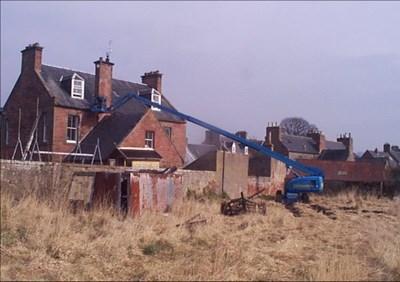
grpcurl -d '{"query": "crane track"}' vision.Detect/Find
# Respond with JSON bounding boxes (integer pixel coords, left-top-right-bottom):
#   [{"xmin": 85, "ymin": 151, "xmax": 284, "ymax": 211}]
[
  {"xmin": 284, "ymin": 202, "xmax": 337, "ymax": 220},
  {"xmin": 308, "ymin": 203, "xmax": 337, "ymax": 220}
]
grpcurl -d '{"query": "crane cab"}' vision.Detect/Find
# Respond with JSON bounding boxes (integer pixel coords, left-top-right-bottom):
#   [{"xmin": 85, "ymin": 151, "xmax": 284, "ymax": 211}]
[{"xmin": 279, "ymin": 176, "xmax": 324, "ymax": 203}]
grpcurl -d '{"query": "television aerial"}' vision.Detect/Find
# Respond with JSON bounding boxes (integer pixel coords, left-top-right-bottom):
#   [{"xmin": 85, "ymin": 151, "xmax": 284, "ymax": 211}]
[{"xmin": 106, "ymin": 40, "xmax": 112, "ymax": 60}]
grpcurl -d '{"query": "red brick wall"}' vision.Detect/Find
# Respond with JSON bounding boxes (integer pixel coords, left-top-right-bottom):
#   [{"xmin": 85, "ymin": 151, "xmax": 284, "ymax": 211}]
[
  {"xmin": 1, "ymin": 71, "xmax": 53, "ymax": 159},
  {"xmin": 119, "ymin": 110, "xmax": 186, "ymax": 168},
  {"xmin": 52, "ymin": 107, "xmax": 97, "ymax": 158},
  {"xmin": 94, "ymin": 58, "xmax": 114, "ymax": 109},
  {"xmin": 159, "ymin": 120, "xmax": 187, "ymax": 165}
]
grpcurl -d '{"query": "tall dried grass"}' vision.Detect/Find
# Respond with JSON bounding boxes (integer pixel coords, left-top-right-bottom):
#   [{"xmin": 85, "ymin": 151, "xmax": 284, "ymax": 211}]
[{"xmin": 1, "ymin": 188, "xmax": 399, "ymax": 281}]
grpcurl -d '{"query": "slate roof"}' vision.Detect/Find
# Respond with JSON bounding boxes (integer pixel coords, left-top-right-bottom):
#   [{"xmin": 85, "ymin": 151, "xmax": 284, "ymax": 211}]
[
  {"xmin": 76, "ymin": 99, "xmax": 148, "ymax": 162},
  {"xmin": 390, "ymin": 149, "xmax": 400, "ymax": 164},
  {"xmin": 187, "ymin": 144, "xmax": 218, "ymax": 159},
  {"xmin": 184, "ymin": 150, "xmax": 217, "ymax": 171},
  {"xmin": 281, "ymin": 134, "xmax": 319, "ymax": 154},
  {"xmin": 318, "ymin": 149, "xmax": 350, "ymax": 161},
  {"xmin": 280, "ymin": 134, "xmax": 346, "ymax": 155},
  {"xmin": 40, "ymin": 65, "xmax": 184, "ymax": 123},
  {"xmin": 362, "ymin": 150, "xmax": 398, "ymax": 168},
  {"xmin": 364, "ymin": 150, "xmax": 391, "ymax": 159},
  {"xmin": 40, "ymin": 64, "xmax": 186, "ymax": 163},
  {"xmin": 325, "ymin": 141, "xmax": 346, "ymax": 150},
  {"xmin": 186, "ymin": 144, "xmax": 218, "ymax": 165}
]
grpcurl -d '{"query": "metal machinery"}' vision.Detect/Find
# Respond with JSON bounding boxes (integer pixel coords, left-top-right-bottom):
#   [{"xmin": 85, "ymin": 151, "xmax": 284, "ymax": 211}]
[{"xmin": 121, "ymin": 93, "xmax": 324, "ymax": 203}]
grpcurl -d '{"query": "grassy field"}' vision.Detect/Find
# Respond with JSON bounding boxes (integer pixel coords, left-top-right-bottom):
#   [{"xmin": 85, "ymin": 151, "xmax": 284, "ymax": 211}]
[{"xmin": 1, "ymin": 188, "xmax": 399, "ymax": 281}]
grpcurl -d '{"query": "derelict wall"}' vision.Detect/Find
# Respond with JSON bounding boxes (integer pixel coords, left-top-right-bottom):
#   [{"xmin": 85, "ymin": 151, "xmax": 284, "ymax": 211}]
[{"xmin": 1, "ymin": 160, "xmax": 283, "ymax": 214}]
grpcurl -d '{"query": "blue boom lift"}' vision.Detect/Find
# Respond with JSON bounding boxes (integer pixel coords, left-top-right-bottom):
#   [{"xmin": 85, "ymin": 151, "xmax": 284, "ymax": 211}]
[{"xmin": 126, "ymin": 93, "xmax": 324, "ymax": 203}]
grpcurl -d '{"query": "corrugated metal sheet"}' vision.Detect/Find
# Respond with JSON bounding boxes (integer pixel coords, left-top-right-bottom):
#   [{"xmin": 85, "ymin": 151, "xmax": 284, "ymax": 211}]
[{"xmin": 130, "ymin": 173, "xmax": 183, "ymax": 214}]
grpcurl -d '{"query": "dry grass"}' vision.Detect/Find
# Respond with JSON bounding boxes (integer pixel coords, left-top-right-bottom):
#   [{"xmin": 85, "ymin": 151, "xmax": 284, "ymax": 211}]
[{"xmin": 1, "ymin": 188, "xmax": 399, "ymax": 281}]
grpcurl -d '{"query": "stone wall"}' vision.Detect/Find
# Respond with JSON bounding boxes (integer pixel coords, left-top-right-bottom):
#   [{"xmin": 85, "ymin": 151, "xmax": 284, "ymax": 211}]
[
  {"xmin": 179, "ymin": 169, "xmax": 219, "ymax": 197},
  {"xmin": 0, "ymin": 160, "xmax": 127, "ymax": 203},
  {"xmin": 1, "ymin": 160, "xmax": 283, "ymax": 214}
]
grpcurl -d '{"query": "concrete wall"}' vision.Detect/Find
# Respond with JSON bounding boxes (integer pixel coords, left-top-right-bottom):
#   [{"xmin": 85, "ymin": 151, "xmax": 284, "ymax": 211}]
[{"xmin": 216, "ymin": 151, "xmax": 249, "ymax": 198}]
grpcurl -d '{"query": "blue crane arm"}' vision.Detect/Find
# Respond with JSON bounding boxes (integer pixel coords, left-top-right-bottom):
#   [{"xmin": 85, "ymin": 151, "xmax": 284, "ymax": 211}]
[{"xmin": 128, "ymin": 93, "xmax": 323, "ymax": 177}]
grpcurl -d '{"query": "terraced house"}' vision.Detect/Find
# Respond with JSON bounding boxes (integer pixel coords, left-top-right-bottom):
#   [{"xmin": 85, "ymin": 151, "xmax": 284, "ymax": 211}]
[{"xmin": 0, "ymin": 43, "xmax": 187, "ymax": 169}]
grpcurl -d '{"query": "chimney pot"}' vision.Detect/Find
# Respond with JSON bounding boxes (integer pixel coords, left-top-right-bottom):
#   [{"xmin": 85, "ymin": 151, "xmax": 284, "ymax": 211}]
[
  {"xmin": 21, "ymin": 42, "xmax": 44, "ymax": 73},
  {"xmin": 142, "ymin": 70, "xmax": 163, "ymax": 93},
  {"xmin": 94, "ymin": 57, "xmax": 114, "ymax": 109}
]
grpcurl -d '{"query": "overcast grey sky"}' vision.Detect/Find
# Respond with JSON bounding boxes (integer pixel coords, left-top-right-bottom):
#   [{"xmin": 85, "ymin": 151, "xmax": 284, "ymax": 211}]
[{"xmin": 1, "ymin": 1, "xmax": 399, "ymax": 154}]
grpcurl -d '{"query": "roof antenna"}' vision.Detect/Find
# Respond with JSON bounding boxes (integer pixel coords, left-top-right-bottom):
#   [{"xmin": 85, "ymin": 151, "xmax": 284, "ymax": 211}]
[{"xmin": 106, "ymin": 40, "xmax": 112, "ymax": 61}]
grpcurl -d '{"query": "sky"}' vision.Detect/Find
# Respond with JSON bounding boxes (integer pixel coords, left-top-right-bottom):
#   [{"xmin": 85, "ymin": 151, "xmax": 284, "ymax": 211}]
[{"xmin": 1, "ymin": 1, "xmax": 399, "ymax": 154}]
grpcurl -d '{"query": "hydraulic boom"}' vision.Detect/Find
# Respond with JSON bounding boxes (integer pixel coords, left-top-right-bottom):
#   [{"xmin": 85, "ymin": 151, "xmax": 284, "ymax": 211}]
[{"xmin": 128, "ymin": 93, "xmax": 324, "ymax": 202}]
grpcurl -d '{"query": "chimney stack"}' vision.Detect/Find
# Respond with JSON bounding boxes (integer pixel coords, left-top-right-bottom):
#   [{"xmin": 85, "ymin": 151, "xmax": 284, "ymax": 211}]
[
  {"xmin": 203, "ymin": 130, "xmax": 220, "ymax": 146},
  {"xmin": 235, "ymin": 131, "xmax": 248, "ymax": 139},
  {"xmin": 94, "ymin": 56, "xmax": 114, "ymax": 109},
  {"xmin": 383, "ymin": 143, "xmax": 391, "ymax": 153},
  {"xmin": 265, "ymin": 122, "xmax": 281, "ymax": 145},
  {"xmin": 141, "ymin": 70, "xmax": 163, "ymax": 93},
  {"xmin": 307, "ymin": 130, "xmax": 326, "ymax": 153},
  {"xmin": 21, "ymin": 43, "xmax": 43, "ymax": 73},
  {"xmin": 337, "ymin": 132, "xmax": 355, "ymax": 161}
]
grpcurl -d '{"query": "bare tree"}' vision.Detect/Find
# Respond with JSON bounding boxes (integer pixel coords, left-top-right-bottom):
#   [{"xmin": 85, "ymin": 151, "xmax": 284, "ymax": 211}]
[{"xmin": 280, "ymin": 117, "xmax": 318, "ymax": 136}]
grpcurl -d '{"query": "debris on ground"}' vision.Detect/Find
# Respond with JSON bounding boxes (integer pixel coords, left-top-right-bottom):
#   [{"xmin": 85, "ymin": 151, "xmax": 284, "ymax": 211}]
[
  {"xmin": 176, "ymin": 213, "xmax": 207, "ymax": 230},
  {"xmin": 220, "ymin": 190, "xmax": 267, "ymax": 216}
]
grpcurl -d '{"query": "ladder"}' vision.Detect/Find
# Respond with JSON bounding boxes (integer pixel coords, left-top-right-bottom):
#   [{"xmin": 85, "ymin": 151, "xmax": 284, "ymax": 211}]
[{"xmin": 23, "ymin": 112, "xmax": 42, "ymax": 160}]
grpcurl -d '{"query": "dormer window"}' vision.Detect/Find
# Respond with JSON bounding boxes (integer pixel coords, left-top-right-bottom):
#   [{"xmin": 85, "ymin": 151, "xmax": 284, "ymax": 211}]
[
  {"xmin": 61, "ymin": 73, "xmax": 85, "ymax": 99},
  {"xmin": 151, "ymin": 89, "xmax": 161, "ymax": 111},
  {"xmin": 71, "ymin": 74, "xmax": 84, "ymax": 99},
  {"xmin": 138, "ymin": 88, "xmax": 162, "ymax": 111}
]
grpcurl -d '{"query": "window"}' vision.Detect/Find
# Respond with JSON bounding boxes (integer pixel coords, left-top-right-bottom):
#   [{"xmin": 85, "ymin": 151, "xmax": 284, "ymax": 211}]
[
  {"xmin": 151, "ymin": 90, "xmax": 161, "ymax": 111},
  {"xmin": 5, "ymin": 119, "xmax": 9, "ymax": 145},
  {"xmin": 145, "ymin": 131, "xmax": 155, "ymax": 148},
  {"xmin": 72, "ymin": 78, "xmax": 84, "ymax": 99},
  {"xmin": 67, "ymin": 115, "xmax": 79, "ymax": 143},
  {"xmin": 42, "ymin": 113, "xmax": 48, "ymax": 143},
  {"xmin": 163, "ymin": 126, "xmax": 172, "ymax": 139},
  {"xmin": 60, "ymin": 73, "xmax": 85, "ymax": 99}
]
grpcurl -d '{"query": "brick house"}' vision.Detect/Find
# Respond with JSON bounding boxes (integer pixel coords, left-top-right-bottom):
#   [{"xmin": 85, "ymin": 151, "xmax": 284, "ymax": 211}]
[
  {"xmin": 360, "ymin": 143, "xmax": 400, "ymax": 169},
  {"xmin": 264, "ymin": 123, "xmax": 355, "ymax": 161},
  {"xmin": 191, "ymin": 123, "xmax": 356, "ymax": 177},
  {"xmin": 0, "ymin": 43, "xmax": 187, "ymax": 168}
]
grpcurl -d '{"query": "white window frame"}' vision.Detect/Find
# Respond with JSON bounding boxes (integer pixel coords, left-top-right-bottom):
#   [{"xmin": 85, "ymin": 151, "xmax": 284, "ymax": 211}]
[
  {"xmin": 71, "ymin": 74, "xmax": 84, "ymax": 99},
  {"xmin": 151, "ymin": 89, "xmax": 161, "ymax": 111},
  {"xmin": 145, "ymin": 131, "xmax": 155, "ymax": 148},
  {"xmin": 67, "ymin": 115, "xmax": 79, "ymax": 143}
]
